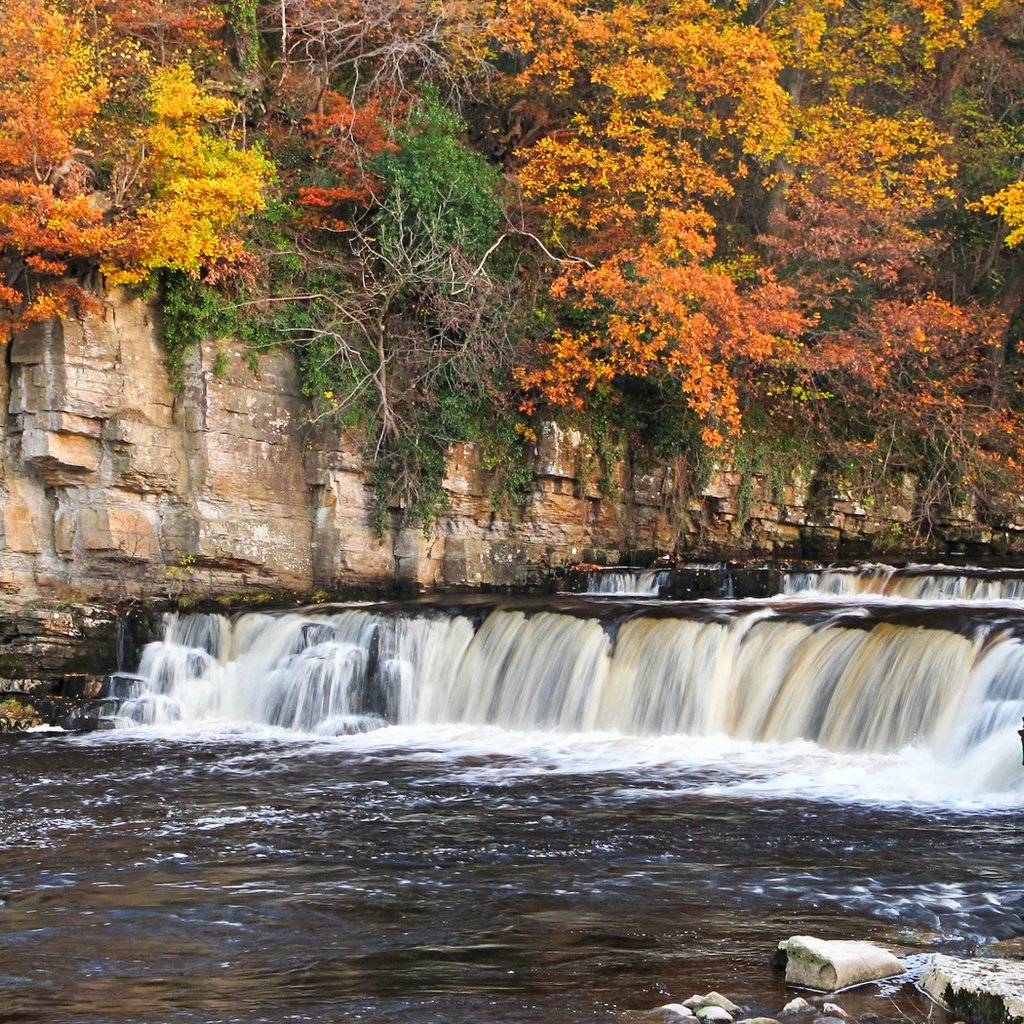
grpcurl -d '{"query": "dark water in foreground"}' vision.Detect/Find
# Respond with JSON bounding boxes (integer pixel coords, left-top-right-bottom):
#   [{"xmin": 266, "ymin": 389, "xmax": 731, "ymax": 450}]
[{"xmin": 2, "ymin": 728, "xmax": 1020, "ymax": 1024}]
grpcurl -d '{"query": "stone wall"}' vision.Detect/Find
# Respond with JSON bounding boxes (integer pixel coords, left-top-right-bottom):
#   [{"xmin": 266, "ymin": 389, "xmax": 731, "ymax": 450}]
[{"xmin": 0, "ymin": 293, "xmax": 1018, "ymax": 607}]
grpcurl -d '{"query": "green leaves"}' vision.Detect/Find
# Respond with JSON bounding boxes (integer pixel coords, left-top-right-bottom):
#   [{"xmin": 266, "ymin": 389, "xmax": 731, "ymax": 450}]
[{"xmin": 373, "ymin": 90, "xmax": 501, "ymax": 263}]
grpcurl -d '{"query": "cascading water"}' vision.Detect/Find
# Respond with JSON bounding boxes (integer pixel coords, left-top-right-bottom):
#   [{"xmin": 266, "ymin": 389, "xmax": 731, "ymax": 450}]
[
  {"xmin": 584, "ymin": 567, "xmax": 670, "ymax": 595},
  {"xmin": 114, "ymin": 596, "xmax": 1024, "ymax": 797},
  {"xmin": 783, "ymin": 563, "xmax": 1024, "ymax": 601},
  {"xmin": 9, "ymin": 570, "xmax": 1024, "ymax": 1024}
]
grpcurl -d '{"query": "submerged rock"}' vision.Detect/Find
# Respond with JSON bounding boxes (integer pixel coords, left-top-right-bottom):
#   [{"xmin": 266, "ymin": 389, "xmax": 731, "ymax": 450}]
[
  {"xmin": 782, "ymin": 936, "xmax": 903, "ymax": 992},
  {"xmin": 920, "ymin": 954, "xmax": 1024, "ymax": 1024}
]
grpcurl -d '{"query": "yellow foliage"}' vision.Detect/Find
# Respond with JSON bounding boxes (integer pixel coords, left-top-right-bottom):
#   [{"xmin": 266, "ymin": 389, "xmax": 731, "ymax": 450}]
[
  {"xmin": 979, "ymin": 181, "xmax": 1024, "ymax": 248},
  {"xmin": 106, "ymin": 64, "xmax": 271, "ymax": 284}
]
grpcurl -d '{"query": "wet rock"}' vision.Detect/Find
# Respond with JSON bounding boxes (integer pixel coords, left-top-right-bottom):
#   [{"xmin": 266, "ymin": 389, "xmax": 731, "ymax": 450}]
[
  {"xmin": 621, "ymin": 1007, "xmax": 694, "ymax": 1023},
  {"xmin": 737, "ymin": 1017, "xmax": 782, "ymax": 1024},
  {"xmin": 696, "ymin": 1007, "xmax": 733, "ymax": 1024},
  {"xmin": 685, "ymin": 993, "xmax": 742, "ymax": 1014},
  {"xmin": 920, "ymin": 954, "xmax": 1024, "ymax": 1024},
  {"xmin": 655, "ymin": 1005, "xmax": 696, "ymax": 1020},
  {"xmin": 780, "ymin": 998, "xmax": 814, "ymax": 1016},
  {"xmin": 821, "ymin": 1004, "xmax": 853, "ymax": 1019},
  {"xmin": 782, "ymin": 936, "xmax": 903, "ymax": 992},
  {"xmin": 812, "ymin": 1016, "xmax": 847, "ymax": 1024}
]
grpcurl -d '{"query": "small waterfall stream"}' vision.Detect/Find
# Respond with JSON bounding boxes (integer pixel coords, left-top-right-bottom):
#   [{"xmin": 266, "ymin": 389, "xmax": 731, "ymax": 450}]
[
  {"xmin": 584, "ymin": 568, "xmax": 671, "ymax": 595},
  {"xmin": 783, "ymin": 563, "xmax": 1024, "ymax": 601}
]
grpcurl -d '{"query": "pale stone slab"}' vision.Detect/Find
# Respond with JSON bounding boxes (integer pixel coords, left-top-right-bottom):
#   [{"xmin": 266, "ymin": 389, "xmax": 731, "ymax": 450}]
[
  {"xmin": 783, "ymin": 936, "xmax": 903, "ymax": 992},
  {"xmin": 920, "ymin": 954, "xmax": 1024, "ymax": 1024}
]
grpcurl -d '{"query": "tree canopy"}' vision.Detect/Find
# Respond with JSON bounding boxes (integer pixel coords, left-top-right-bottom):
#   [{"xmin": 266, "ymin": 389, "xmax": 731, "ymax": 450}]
[{"xmin": 2, "ymin": 0, "xmax": 1024, "ymax": 525}]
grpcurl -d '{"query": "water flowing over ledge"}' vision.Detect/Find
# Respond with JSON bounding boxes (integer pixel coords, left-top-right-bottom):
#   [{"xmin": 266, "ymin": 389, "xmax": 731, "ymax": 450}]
[
  {"xmin": 782, "ymin": 563, "xmax": 1024, "ymax": 601},
  {"xmin": 112, "ymin": 591, "xmax": 1024, "ymax": 803},
  {"xmin": 584, "ymin": 568, "xmax": 672, "ymax": 596}
]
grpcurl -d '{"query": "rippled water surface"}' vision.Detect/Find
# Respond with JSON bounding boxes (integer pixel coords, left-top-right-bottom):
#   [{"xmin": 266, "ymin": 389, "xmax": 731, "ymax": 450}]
[{"xmin": 2, "ymin": 726, "xmax": 1020, "ymax": 1024}]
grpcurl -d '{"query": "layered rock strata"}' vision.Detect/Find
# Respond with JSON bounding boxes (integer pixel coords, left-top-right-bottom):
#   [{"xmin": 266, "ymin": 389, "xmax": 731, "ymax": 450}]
[{"xmin": 0, "ymin": 293, "xmax": 1019, "ymax": 609}]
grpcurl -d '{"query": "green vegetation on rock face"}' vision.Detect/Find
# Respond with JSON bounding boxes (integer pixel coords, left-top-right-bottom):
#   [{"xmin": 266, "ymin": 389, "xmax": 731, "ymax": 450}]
[{"xmin": 5, "ymin": 0, "xmax": 1024, "ymax": 533}]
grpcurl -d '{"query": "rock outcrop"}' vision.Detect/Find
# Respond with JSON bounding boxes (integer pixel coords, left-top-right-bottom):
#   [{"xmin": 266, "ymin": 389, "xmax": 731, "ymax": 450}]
[{"xmin": 0, "ymin": 293, "xmax": 1019, "ymax": 609}]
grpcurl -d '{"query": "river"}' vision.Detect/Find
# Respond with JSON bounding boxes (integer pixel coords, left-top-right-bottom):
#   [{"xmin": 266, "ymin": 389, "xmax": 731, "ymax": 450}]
[{"xmin": 2, "ymin": 566, "xmax": 1022, "ymax": 1023}]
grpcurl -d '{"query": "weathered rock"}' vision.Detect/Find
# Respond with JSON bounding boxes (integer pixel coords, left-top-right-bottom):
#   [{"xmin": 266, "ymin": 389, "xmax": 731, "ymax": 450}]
[
  {"xmin": 821, "ymin": 1004, "xmax": 852, "ymax": 1019},
  {"xmin": 782, "ymin": 936, "xmax": 903, "ymax": 992},
  {"xmin": 920, "ymin": 954, "xmax": 1024, "ymax": 1024},
  {"xmin": 655, "ymin": 1005, "xmax": 696, "ymax": 1020},
  {"xmin": 696, "ymin": 1007, "xmax": 733, "ymax": 1023},
  {"xmin": 700, "ymin": 994, "xmax": 743, "ymax": 1014},
  {"xmin": 737, "ymin": 1017, "xmax": 782, "ymax": 1024},
  {"xmin": 779, "ymin": 998, "xmax": 814, "ymax": 1016}
]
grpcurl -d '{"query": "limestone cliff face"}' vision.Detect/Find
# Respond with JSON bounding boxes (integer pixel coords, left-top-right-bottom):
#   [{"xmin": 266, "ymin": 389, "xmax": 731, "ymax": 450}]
[{"xmin": 0, "ymin": 293, "xmax": 1015, "ymax": 604}]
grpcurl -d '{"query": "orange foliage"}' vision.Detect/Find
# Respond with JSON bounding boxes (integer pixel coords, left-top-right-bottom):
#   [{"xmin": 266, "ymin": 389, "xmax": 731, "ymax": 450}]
[
  {"xmin": 500, "ymin": 0, "xmax": 803, "ymax": 443},
  {"xmin": 299, "ymin": 92, "xmax": 399, "ymax": 232},
  {"xmin": 0, "ymin": 0, "xmax": 107, "ymax": 181},
  {"xmin": 0, "ymin": 0, "xmax": 113, "ymax": 337}
]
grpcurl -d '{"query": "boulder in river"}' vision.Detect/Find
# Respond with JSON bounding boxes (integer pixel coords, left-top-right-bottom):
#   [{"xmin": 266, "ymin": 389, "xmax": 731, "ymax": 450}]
[
  {"xmin": 781, "ymin": 936, "xmax": 903, "ymax": 992},
  {"xmin": 920, "ymin": 954, "xmax": 1024, "ymax": 1024},
  {"xmin": 656, "ymin": 1005, "xmax": 696, "ymax": 1020},
  {"xmin": 684, "ymin": 993, "xmax": 742, "ymax": 1014},
  {"xmin": 696, "ymin": 1007, "xmax": 733, "ymax": 1023}
]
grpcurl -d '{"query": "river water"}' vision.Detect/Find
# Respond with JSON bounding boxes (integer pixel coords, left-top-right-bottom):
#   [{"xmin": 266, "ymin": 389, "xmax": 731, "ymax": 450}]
[{"xmin": 2, "ymin": 568, "xmax": 1023, "ymax": 1023}]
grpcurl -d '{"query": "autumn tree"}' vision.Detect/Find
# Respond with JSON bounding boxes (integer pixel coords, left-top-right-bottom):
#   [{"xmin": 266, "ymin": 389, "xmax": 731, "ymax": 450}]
[
  {"xmin": 497, "ymin": 0, "xmax": 805, "ymax": 445},
  {"xmin": 757, "ymin": 0, "xmax": 1024, "ymax": 518},
  {"xmin": 106, "ymin": 63, "xmax": 272, "ymax": 286},
  {"xmin": 72, "ymin": 0, "xmax": 227, "ymax": 69},
  {"xmin": 298, "ymin": 91, "xmax": 398, "ymax": 232},
  {"xmin": 0, "ymin": 0, "xmax": 114, "ymax": 337}
]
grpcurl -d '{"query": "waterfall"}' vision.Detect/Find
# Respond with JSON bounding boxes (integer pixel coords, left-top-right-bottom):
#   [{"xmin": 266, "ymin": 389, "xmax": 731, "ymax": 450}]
[
  {"xmin": 113, "ymin": 600, "xmax": 1024, "ymax": 790},
  {"xmin": 783, "ymin": 564, "xmax": 1024, "ymax": 601},
  {"xmin": 585, "ymin": 568, "xmax": 670, "ymax": 595}
]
